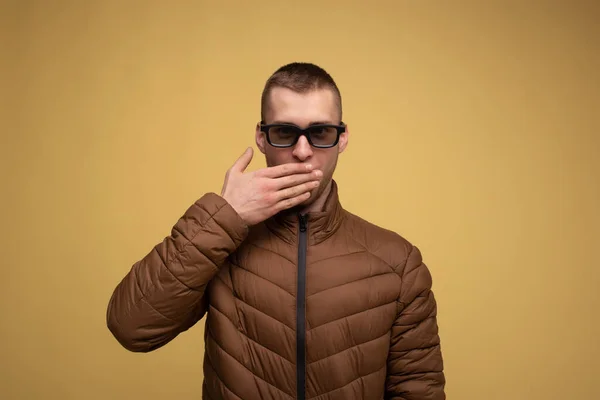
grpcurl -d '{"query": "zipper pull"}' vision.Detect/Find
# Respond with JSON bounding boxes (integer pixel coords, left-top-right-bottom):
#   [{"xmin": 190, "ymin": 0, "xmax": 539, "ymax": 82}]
[{"xmin": 298, "ymin": 214, "xmax": 307, "ymax": 232}]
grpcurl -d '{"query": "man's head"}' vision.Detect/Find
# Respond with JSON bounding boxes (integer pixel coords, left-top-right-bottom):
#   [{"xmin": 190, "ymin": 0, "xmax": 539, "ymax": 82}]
[{"xmin": 255, "ymin": 62, "xmax": 349, "ymax": 209}]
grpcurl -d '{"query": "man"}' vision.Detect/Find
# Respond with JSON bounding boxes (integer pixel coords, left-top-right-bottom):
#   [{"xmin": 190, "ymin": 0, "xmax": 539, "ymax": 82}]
[{"xmin": 107, "ymin": 62, "xmax": 445, "ymax": 399}]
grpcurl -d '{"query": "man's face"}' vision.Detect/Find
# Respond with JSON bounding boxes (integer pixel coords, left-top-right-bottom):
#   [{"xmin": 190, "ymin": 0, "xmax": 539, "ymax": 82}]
[{"xmin": 256, "ymin": 86, "xmax": 349, "ymax": 207}]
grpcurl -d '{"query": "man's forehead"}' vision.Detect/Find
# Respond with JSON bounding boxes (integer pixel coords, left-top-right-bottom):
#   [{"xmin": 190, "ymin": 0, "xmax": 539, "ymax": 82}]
[{"xmin": 266, "ymin": 87, "xmax": 338, "ymax": 123}]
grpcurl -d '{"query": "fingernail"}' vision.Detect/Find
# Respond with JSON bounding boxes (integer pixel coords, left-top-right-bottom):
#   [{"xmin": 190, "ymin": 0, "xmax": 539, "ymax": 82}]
[
  {"xmin": 315, "ymin": 170, "xmax": 322, "ymax": 177},
  {"xmin": 306, "ymin": 164, "xmax": 312, "ymax": 170}
]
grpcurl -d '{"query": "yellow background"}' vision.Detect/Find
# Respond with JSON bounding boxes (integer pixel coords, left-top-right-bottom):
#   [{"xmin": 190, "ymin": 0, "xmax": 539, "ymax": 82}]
[{"xmin": 2, "ymin": 1, "xmax": 599, "ymax": 399}]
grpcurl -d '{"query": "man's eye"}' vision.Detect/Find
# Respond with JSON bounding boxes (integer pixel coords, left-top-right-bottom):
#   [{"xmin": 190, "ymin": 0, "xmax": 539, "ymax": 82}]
[{"xmin": 275, "ymin": 127, "xmax": 296, "ymax": 136}]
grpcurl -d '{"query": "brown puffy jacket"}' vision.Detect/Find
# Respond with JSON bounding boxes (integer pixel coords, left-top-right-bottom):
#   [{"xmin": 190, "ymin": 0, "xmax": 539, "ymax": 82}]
[{"xmin": 107, "ymin": 180, "xmax": 445, "ymax": 399}]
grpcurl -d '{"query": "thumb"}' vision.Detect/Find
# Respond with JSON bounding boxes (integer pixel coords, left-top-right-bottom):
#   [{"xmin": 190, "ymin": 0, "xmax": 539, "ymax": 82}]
[{"xmin": 231, "ymin": 147, "xmax": 253, "ymax": 173}]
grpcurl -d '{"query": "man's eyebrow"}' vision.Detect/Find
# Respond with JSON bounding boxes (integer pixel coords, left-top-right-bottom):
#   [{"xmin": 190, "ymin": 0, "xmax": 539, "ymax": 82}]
[{"xmin": 270, "ymin": 120, "xmax": 335, "ymax": 126}]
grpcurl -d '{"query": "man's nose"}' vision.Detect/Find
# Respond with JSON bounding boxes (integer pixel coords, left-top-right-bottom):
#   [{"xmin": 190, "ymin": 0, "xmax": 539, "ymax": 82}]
[{"xmin": 292, "ymin": 135, "xmax": 313, "ymax": 161}]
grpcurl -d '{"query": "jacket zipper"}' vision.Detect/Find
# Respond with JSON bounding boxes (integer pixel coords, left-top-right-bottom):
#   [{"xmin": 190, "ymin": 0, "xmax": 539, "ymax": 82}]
[{"xmin": 297, "ymin": 213, "xmax": 308, "ymax": 400}]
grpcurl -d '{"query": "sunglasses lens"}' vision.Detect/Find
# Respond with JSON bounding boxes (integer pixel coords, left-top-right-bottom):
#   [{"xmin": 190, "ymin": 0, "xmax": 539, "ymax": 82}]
[
  {"xmin": 268, "ymin": 126, "xmax": 298, "ymax": 146},
  {"xmin": 307, "ymin": 126, "xmax": 339, "ymax": 147}
]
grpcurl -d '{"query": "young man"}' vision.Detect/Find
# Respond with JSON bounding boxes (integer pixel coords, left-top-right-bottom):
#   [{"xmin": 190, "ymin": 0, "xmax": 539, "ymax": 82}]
[{"xmin": 107, "ymin": 62, "xmax": 446, "ymax": 399}]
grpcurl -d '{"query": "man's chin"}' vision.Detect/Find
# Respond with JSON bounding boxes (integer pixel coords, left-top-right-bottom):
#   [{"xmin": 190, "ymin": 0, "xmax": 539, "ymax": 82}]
[
  {"xmin": 280, "ymin": 180, "xmax": 329, "ymax": 215},
  {"xmin": 282, "ymin": 188, "xmax": 317, "ymax": 215},
  {"xmin": 298, "ymin": 194, "xmax": 316, "ymax": 208},
  {"xmin": 299, "ymin": 182, "xmax": 328, "ymax": 209}
]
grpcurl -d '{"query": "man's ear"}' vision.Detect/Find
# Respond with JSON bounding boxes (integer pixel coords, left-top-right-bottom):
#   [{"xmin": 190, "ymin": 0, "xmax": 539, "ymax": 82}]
[
  {"xmin": 255, "ymin": 123, "xmax": 267, "ymax": 154},
  {"xmin": 338, "ymin": 124, "xmax": 349, "ymax": 154}
]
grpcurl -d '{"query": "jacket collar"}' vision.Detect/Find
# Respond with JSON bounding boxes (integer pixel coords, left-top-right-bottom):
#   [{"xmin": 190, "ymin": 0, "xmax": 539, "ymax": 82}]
[{"xmin": 265, "ymin": 179, "xmax": 345, "ymax": 245}]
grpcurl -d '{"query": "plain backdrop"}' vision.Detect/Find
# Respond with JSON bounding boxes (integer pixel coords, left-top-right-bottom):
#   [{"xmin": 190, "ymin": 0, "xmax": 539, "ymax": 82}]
[{"xmin": 1, "ymin": 1, "xmax": 599, "ymax": 399}]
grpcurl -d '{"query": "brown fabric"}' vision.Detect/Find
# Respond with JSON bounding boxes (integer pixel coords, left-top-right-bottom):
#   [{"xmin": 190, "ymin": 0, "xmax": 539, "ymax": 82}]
[{"xmin": 107, "ymin": 180, "xmax": 445, "ymax": 399}]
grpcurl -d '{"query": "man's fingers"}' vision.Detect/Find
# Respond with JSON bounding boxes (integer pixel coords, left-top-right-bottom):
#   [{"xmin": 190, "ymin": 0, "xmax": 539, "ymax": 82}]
[
  {"xmin": 261, "ymin": 162, "xmax": 313, "ymax": 178},
  {"xmin": 231, "ymin": 147, "xmax": 253, "ymax": 173},
  {"xmin": 275, "ymin": 181, "xmax": 319, "ymax": 202},
  {"xmin": 272, "ymin": 169, "xmax": 322, "ymax": 190}
]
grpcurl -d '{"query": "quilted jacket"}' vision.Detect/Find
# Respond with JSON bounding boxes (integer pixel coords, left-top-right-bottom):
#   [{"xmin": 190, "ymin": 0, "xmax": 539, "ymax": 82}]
[{"xmin": 107, "ymin": 180, "xmax": 445, "ymax": 399}]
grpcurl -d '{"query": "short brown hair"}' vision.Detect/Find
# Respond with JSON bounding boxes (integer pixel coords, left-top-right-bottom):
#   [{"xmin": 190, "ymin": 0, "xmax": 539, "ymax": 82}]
[{"xmin": 260, "ymin": 62, "xmax": 342, "ymax": 122}]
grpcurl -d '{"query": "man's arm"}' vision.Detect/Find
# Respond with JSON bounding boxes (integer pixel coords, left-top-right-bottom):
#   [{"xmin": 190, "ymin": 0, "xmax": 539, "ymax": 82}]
[
  {"xmin": 106, "ymin": 148, "xmax": 321, "ymax": 353},
  {"xmin": 106, "ymin": 192, "xmax": 249, "ymax": 353},
  {"xmin": 385, "ymin": 245, "xmax": 445, "ymax": 400}
]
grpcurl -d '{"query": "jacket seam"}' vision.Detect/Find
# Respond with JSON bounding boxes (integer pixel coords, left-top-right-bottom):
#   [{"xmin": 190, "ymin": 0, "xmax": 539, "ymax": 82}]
[
  {"xmin": 170, "ymin": 247, "xmax": 208, "ymax": 292},
  {"xmin": 306, "ymin": 271, "xmax": 397, "ymax": 299},
  {"xmin": 175, "ymin": 200, "xmax": 241, "ymax": 267},
  {"xmin": 393, "ymin": 308, "xmax": 435, "ymax": 328},
  {"xmin": 310, "ymin": 364, "xmax": 386, "ymax": 399},
  {"xmin": 128, "ymin": 248, "xmax": 199, "ymax": 322},
  {"xmin": 210, "ymin": 304, "xmax": 295, "ymax": 366},
  {"xmin": 346, "ymin": 236, "xmax": 396, "ymax": 272},
  {"xmin": 141, "ymin": 295, "xmax": 177, "ymax": 323},
  {"xmin": 171, "ymin": 224, "xmax": 219, "ymax": 271},
  {"xmin": 164, "ymin": 201, "xmax": 236, "ymax": 290},
  {"xmin": 308, "ymin": 330, "xmax": 389, "ymax": 366},
  {"xmin": 393, "ymin": 244, "xmax": 414, "ymax": 275},
  {"xmin": 207, "ymin": 328, "xmax": 294, "ymax": 399},
  {"xmin": 247, "ymin": 242, "xmax": 296, "ymax": 265},
  {"xmin": 132, "ymin": 262, "xmax": 155, "ymax": 307},
  {"xmin": 152, "ymin": 241, "xmax": 208, "ymax": 293},
  {"xmin": 230, "ymin": 261, "xmax": 295, "ymax": 298},
  {"xmin": 204, "ymin": 348, "xmax": 246, "ymax": 400},
  {"xmin": 191, "ymin": 199, "xmax": 239, "ymax": 243},
  {"xmin": 393, "ymin": 245, "xmax": 416, "ymax": 316},
  {"xmin": 234, "ymin": 296, "xmax": 296, "ymax": 334},
  {"xmin": 309, "ymin": 250, "xmax": 367, "ymax": 265},
  {"xmin": 308, "ymin": 301, "xmax": 395, "ymax": 332},
  {"xmin": 389, "ymin": 342, "xmax": 441, "ymax": 358}
]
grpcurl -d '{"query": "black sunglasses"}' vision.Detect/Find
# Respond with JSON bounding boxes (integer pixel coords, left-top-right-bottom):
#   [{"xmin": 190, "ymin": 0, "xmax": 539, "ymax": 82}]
[{"xmin": 259, "ymin": 121, "xmax": 346, "ymax": 148}]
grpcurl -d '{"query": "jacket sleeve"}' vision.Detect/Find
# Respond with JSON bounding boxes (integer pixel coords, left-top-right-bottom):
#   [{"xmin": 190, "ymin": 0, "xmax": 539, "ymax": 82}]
[
  {"xmin": 106, "ymin": 192, "xmax": 249, "ymax": 353},
  {"xmin": 385, "ymin": 245, "xmax": 446, "ymax": 400}
]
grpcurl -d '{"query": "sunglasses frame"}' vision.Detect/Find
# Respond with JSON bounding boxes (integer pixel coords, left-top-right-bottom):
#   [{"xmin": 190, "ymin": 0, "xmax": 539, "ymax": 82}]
[{"xmin": 259, "ymin": 121, "xmax": 346, "ymax": 148}]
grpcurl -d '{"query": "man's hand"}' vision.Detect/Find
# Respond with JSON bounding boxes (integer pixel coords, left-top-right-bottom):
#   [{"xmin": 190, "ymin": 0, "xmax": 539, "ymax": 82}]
[{"xmin": 220, "ymin": 147, "xmax": 322, "ymax": 226}]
